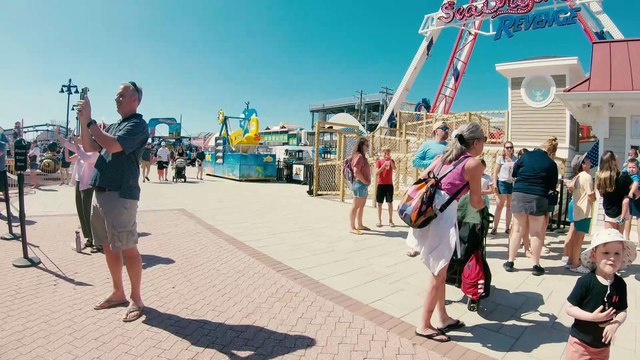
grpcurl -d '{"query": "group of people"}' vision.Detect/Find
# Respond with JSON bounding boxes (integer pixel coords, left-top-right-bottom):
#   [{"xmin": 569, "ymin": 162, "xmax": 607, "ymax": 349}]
[
  {"xmin": 345, "ymin": 120, "xmax": 637, "ymax": 358},
  {"xmin": 143, "ymin": 142, "xmax": 206, "ymax": 182}
]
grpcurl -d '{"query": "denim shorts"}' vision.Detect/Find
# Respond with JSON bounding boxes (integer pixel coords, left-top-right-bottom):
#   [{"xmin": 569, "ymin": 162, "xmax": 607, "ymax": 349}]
[
  {"xmin": 511, "ymin": 192, "xmax": 548, "ymax": 216},
  {"xmin": 497, "ymin": 181, "xmax": 513, "ymax": 195},
  {"xmin": 352, "ymin": 180, "xmax": 369, "ymax": 198}
]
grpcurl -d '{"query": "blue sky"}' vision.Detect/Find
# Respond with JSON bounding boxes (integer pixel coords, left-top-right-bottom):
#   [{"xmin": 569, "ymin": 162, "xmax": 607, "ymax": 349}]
[{"xmin": 1, "ymin": 0, "xmax": 638, "ymax": 136}]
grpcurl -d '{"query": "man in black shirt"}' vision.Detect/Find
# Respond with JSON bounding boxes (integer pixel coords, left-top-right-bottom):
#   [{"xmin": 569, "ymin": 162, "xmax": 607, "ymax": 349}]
[
  {"xmin": 195, "ymin": 146, "xmax": 205, "ymax": 180},
  {"xmin": 77, "ymin": 82, "xmax": 149, "ymax": 323}
]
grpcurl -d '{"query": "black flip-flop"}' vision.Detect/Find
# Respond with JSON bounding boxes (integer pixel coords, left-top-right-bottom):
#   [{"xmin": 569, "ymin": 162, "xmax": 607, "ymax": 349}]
[
  {"xmin": 437, "ymin": 319, "xmax": 465, "ymax": 333},
  {"xmin": 414, "ymin": 330, "xmax": 450, "ymax": 343}
]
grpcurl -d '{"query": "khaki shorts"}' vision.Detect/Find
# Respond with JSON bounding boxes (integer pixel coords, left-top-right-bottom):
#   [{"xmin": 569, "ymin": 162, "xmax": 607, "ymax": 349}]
[
  {"xmin": 91, "ymin": 191, "xmax": 139, "ymax": 250},
  {"xmin": 140, "ymin": 160, "xmax": 151, "ymax": 170}
]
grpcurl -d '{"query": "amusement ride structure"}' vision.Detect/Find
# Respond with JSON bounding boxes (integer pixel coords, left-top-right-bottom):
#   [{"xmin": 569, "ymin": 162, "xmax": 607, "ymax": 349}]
[{"xmin": 377, "ymin": 0, "xmax": 624, "ymax": 130}]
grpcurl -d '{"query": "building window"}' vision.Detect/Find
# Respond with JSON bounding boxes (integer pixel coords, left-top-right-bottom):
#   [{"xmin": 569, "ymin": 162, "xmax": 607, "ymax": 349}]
[
  {"xmin": 521, "ymin": 75, "xmax": 556, "ymax": 108},
  {"xmin": 631, "ymin": 116, "xmax": 640, "ymax": 139}
]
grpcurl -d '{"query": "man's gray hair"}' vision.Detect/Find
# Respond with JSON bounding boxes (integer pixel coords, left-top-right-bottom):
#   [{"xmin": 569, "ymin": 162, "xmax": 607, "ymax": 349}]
[{"xmin": 122, "ymin": 82, "xmax": 143, "ymax": 104}]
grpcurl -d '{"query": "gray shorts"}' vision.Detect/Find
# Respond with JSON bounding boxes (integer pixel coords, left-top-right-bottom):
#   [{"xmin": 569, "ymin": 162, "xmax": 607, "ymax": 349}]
[
  {"xmin": 91, "ymin": 191, "xmax": 139, "ymax": 250},
  {"xmin": 511, "ymin": 192, "xmax": 548, "ymax": 216}
]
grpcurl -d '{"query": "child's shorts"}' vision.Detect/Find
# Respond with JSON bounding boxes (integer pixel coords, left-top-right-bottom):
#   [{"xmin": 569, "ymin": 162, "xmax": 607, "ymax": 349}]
[
  {"xmin": 573, "ymin": 218, "xmax": 591, "ymax": 233},
  {"xmin": 376, "ymin": 184, "xmax": 394, "ymax": 203},
  {"xmin": 565, "ymin": 335, "xmax": 609, "ymax": 360}
]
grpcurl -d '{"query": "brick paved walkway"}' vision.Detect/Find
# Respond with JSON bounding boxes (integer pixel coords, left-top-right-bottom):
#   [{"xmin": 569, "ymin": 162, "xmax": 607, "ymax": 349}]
[{"xmin": 0, "ymin": 210, "xmax": 488, "ymax": 360}]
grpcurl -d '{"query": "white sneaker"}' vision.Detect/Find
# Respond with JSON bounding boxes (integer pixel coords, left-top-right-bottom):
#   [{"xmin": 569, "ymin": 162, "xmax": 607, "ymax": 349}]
[
  {"xmin": 569, "ymin": 266, "xmax": 590, "ymax": 274},
  {"xmin": 561, "ymin": 256, "xmax": 569, "ymax": 264}
]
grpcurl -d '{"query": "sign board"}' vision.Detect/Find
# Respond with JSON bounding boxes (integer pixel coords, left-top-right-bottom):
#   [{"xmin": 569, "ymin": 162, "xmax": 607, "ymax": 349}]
[
  {"xmin": 14, "ymin": 139, "xmax": 29, "ymax": 172},
  {"xmin": 292, "ymin": 164, "xmax": 305, "ymax": 182},
  {"xmin": 438, "ymin": 0, "xmax": 581, "ymax": 41}
]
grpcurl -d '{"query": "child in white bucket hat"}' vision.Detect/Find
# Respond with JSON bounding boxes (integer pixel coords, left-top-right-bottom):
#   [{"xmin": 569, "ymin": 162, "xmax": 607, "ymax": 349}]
[{"xmin": 565, "ymin": 229, "xmax": 636, "ymax": 359}]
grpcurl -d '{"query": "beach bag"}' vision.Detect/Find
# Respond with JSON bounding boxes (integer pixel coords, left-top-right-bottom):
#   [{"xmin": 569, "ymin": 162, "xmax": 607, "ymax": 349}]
[
  {"xmin": 342, "ymin": 156, "xmax": 354, "ymax": 185},
  {"xmin": 461, "ymin": 251, "xmax": 488, "ymax": 301},
  {"xmin": 397, "ymin": 155, "xmax": 470, "ymax": 229}
]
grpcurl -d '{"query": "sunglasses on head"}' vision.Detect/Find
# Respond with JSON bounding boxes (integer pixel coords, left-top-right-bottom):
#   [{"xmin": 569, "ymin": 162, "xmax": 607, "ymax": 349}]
[{"xmin": 129, "ymin": 81, "xmax": 140, "ymax": 97}]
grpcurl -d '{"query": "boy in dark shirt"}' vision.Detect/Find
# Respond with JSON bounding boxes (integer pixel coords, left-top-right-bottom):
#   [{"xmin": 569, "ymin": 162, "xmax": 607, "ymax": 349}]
[{"xmin": 565, "ymin": 229, "xmax": 637, "ymax": 359}]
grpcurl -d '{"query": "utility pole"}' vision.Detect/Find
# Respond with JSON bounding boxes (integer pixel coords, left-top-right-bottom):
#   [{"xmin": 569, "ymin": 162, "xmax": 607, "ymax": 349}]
[
  {"xmin": 355, "ymin": 90, "xmax": 365, "ymax": 122},
  {"xmin": 379, "ymin": 86, "xmax": 394, "ymax": 117}
]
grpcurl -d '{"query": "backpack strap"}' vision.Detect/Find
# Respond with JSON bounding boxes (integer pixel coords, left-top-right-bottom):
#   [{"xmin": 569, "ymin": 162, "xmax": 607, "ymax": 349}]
[
  {"xmin": 435, "ymin": 154, "xmax": 470, "ymax": 181},
  {"xmin": 437, "ymin": 155, "xmax": 472, "ymax": 213}
]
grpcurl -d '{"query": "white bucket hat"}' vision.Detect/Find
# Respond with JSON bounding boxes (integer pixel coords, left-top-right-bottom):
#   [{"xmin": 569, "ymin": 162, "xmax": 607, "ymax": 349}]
[{"xmin": 580, "ymin": 229, "xmax": 637, "ymax": 270}]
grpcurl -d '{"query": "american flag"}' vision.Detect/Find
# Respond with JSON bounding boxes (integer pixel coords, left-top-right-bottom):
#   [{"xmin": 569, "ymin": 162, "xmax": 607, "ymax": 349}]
[{"xmin": 585, "ymin": 139, "xmax": 599, "ymax": 169}]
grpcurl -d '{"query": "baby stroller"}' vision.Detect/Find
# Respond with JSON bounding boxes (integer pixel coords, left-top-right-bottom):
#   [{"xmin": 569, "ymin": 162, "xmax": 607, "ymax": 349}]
[
  {"xmin": 172, "ymin": 158, "xmax": 187, "ymax": 182},
  {"xmin": 446, "ymin": 194, "xmax": 493, "ymax": 312}
]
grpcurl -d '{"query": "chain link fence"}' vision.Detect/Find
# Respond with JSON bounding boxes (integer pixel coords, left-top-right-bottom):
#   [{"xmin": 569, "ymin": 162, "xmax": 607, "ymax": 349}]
[{"xmin": 312, "ymin": 112, "xmax": 539, "ymax": 202}]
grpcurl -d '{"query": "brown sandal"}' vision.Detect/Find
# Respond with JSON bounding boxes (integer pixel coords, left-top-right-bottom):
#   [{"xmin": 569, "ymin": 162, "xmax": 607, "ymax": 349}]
[{"xmin": 122, "ymin": 304, "xmax": 144, "ymax": 322}]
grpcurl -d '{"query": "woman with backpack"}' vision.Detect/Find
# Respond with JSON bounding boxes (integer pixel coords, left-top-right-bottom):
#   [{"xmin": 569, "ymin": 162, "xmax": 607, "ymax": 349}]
[
  {"xmin": 408, "ymin": 122, "xmax": 486, "ymax": 343},
  {"xmin": 349, "ymin": 137, "xmax": 371, "ymax": 235}
]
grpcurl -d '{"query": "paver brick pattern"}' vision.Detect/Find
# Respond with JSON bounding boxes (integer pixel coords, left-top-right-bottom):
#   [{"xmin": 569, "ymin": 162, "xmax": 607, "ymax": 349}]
[{"xmin": 0, "ymin": 210, "xmax": 483, "ymax": 360}]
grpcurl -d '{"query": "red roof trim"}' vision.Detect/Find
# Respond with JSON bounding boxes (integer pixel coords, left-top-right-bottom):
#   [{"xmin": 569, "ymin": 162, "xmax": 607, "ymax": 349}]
[{"xmin": 565, "ymin": 38, "xmax": 640, "ymax": 93}]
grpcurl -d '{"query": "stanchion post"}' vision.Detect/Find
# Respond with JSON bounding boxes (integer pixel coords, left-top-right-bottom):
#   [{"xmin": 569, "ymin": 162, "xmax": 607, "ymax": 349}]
[
  {"xmin": 11, "ymin": 139, "xmax": 40, "ymax": 268},
  {"xmin": 1, "ymin": 139, "xmax": 20, "ymax": 239}
]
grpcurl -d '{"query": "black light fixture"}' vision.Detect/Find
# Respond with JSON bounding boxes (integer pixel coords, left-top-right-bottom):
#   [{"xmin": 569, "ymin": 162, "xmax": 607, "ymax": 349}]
[{"xmin": 59, "ymin": 78, "xmax": 80, "ymax": 137}]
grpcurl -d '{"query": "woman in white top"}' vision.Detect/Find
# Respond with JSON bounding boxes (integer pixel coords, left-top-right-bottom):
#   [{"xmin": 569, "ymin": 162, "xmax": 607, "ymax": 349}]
[
  {"xmin": 55, "ymin": 127, "xmax": 99, "ymax": 250},
  {"xmin": 491, "ymin": 141, "xmax": 517, "ymax": 235}
]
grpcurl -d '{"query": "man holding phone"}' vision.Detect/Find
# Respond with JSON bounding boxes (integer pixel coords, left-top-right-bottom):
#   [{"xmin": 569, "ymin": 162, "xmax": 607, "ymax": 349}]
[{"xmin": 76, "ymin": 82, "xmax": 149, "ymax": 323}]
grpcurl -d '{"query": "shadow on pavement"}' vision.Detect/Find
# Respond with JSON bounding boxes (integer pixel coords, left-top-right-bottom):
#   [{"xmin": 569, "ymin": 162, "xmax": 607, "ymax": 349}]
[
  {"xmin": 619, "ymin": 263, "xmax": 640, "ymax": 279},
  {"xmin": 142, "ymin": 307, "xmax": 315, "ymax": 359},
  {"xmin": 138, "ymin": 232, "xmax": 152, "ymax": 237},
  {"xmin": 363, "ymin": 230, "xmax": 407, "ymax": 239},
  {"xmin": 141, "ymin": 254, "xmax": 175, "ymax": 269},
  {"xmin": 0, "ymin": 213, "xmax": 37, "ymax": 226},
  {"xmin": 34, "ymin": 265, "xmax": 92, "ymax": 287},
  {"xmin": 452, "ymin": 287, "xmax": 568, "ymax": 354}
]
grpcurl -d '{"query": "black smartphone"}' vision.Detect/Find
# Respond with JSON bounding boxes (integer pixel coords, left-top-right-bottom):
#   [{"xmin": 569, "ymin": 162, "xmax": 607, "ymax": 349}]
[{"xmin": 80, "ymin": 87, "xmax": 89, "ymax": 100}]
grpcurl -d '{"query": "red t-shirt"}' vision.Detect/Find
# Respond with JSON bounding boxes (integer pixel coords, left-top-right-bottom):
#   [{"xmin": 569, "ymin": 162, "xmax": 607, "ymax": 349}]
[{"xmin": 376, "ymin": 158, "xmax": 394, "ymax": 185}]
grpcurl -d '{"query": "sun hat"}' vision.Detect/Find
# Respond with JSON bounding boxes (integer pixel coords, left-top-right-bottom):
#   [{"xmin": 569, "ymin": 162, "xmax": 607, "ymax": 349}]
[
  {"xmin": 580, "ymin": 229, "xmax": 637, "ymax": 270},
  {"xmin": 432, "ymin": 121, "xmax": 448, "ymax": 132},
  {"xmin": 571, "ymin": 153, "xmax": 587, "ymax": 174}
]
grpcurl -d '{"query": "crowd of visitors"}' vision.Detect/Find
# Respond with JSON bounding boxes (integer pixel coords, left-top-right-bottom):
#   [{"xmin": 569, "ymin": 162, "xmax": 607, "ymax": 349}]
[{"xmin": 341, "ymin": 122, "xmax": 637, "ymax": 356}]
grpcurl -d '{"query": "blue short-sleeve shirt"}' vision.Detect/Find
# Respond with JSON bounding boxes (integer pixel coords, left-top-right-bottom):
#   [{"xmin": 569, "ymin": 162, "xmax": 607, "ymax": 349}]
[{"xmin": 90, "ymin": 113, "xmax": 150, "ymax": 200}]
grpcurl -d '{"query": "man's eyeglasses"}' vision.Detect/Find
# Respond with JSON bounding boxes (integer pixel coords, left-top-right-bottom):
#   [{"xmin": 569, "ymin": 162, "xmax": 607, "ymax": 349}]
[
  {"xmin": 438, "ymin": 126, "xmax": 449, "ymax": 131},
  {"xmin": 129, "ymin": 81, "xmax": 140, "ymax": 97}
]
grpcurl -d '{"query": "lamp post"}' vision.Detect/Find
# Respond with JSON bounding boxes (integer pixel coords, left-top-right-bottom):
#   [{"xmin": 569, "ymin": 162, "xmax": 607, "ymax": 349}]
[{"xmin": 59, "ymin": 79, "xmax": 79, "ymax": 138}]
